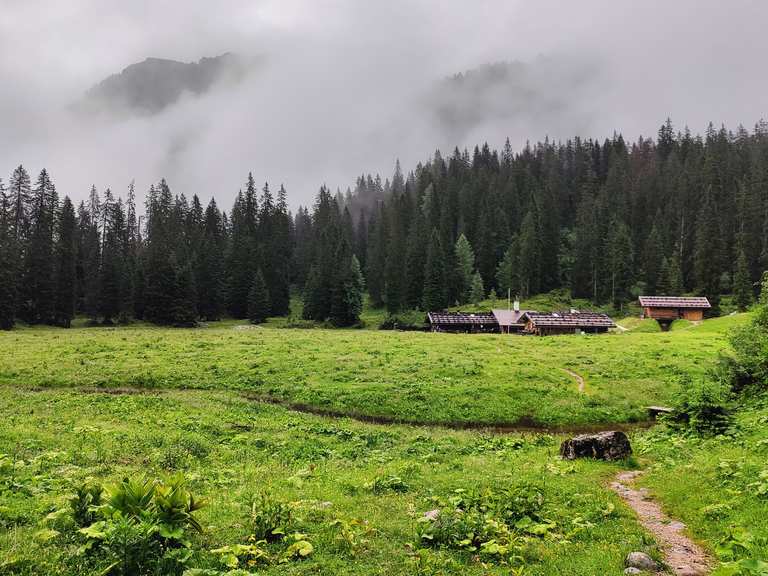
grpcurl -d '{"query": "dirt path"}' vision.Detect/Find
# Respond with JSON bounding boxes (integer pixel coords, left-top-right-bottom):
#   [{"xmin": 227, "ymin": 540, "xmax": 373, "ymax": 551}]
[
  {"xmin": 610, "ymin": 471, "xmax": 712, "ymax": 575},
  {"xmin": 562, "ymin": 368, "xmax": 586, "ymax": 393}
]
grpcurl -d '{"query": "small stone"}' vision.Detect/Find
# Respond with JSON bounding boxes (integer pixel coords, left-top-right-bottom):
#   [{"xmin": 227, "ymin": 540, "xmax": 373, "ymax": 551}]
[
  {"xmin": 624, "ymin": 568, "xmax": 642, "ymax": 575},
  {"xmin": 625, "ymin": 551, "xmax": 658, "ymax": 571},
  {"xmin": 423, "ymin": 509, "xmax": 440, "ymax": 520}
]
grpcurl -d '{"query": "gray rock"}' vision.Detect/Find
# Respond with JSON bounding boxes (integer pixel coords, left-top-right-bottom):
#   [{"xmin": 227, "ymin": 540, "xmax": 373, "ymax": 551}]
[
  {"xmin": 624, "ymin": 568, "xmax": 643, "ymax": 575},
  {"xmin": 625, "ymin": 551, "xmax": 658, "ymax": 571},
  {"xmin": 560, "ymin": 431, "xmax": 632, "ymax": 461}
]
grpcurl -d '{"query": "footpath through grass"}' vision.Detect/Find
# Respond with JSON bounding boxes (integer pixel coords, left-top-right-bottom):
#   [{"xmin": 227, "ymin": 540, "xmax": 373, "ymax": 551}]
[{"xmin": 0, "ymin": 314, "xmax": 749, "ymax": 427}]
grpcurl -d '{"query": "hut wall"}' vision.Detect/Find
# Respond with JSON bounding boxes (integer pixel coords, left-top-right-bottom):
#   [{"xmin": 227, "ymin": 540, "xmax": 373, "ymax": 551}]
[{"xmin": 682, "ymin": 309, "xmax": 704, "ymax": 321}]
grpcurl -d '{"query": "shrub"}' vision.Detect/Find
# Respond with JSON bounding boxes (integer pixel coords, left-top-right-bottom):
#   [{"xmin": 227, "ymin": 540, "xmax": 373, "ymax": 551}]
[{"xmin": 669, "ymin": 376, "xmax": 733, "ymax": 434}]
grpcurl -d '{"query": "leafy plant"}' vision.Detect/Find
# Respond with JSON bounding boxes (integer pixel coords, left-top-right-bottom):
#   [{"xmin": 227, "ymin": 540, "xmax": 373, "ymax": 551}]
[
  {"xmin": 329, "ymin": 517, "xmax": 377, "ymax": 553},
  {"xmin": 250, "ymin": 492, "xmax": 293, "ymax": 541},
  {"xmin": 69, "ymin": 481, "xmax": 104, "ymax": 527},
  {"xmin": 210, "ymin": 541, "xmax": 270, "ymax": 569},
  {"xmin": 363, "ymin": 475, "xmax": 409, "ymax": 494}
]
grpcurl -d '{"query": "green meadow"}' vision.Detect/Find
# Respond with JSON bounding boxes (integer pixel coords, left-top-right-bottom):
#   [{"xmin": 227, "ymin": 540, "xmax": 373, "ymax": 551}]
[{"xmin": 1, "ymin": 313, "xmax": 766, "ymax": 575}]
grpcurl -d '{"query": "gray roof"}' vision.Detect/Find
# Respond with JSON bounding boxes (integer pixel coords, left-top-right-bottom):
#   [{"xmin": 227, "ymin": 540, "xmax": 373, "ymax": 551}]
[
  {"xmin": 522, "ymin": 311, "xmax": 616, "ymax": 328},
  {"xmin": 491, "ymin": 309, "xmax": 529, "ymax": 326},
  {"xmin": 427, "ymin": 311, "xmax": 497, "ymax": 325},
  {"xmin": 638, "ymin": 296, "xmax": 711, "ymax": 309}
]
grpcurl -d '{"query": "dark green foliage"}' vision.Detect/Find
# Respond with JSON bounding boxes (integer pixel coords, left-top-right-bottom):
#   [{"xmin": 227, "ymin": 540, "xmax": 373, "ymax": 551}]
[
  {"xmin": 727, "ymin": 272, "xmax": 768, "ymax": 391},
  {"xmin": 20, "ymin": 169, "xmax": 57, "ymax": 324},
  {"xmin": 422, "ymin": 230, "xmax": 447, "ymax": 311},
  {"xmin": 330, "ymin": 255, "xmax": 364, "ymax": 327},
  {"xmin": 669, "ymin": 376, "xmax": 733, "ymax": 435},
  {"xmin": 733, "ymin": 248, "xmax": 752, "ymax": 312},
  {"xmin": 53, "ymin": 197, "xmax": 78, "ymax": 327},
  {"xmin": 248, "ymin": 269, "xmax": 271, "ymax": 324},
  {"xmin": 9, "ymin": 118, "xmax": 768, "ymax": 326},
  {"xmin": 0, "ymin": 179, "xmax": 18, "ymax": 330},
  {"xmin": 454, "ymin": 234, "xmax": 475, "ymax": 304}
]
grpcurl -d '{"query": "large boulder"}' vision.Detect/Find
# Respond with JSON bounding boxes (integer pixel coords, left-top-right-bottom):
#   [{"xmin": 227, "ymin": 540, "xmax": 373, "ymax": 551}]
[{"xmin": 559, "ymin": 430, "xmax": 632, "ymax": 461}]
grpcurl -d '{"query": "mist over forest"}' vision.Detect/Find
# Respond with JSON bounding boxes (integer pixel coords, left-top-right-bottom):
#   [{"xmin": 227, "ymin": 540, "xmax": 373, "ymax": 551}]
[{"xmin": 1, "ymin": 1, "xmax": 767, "ymax": 209}]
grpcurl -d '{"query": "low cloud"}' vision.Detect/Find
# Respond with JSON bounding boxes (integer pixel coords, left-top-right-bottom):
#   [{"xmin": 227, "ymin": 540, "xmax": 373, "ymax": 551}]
[{"xmin": 0, "ymin": 1, "xmax": 766, "ymax": 209}]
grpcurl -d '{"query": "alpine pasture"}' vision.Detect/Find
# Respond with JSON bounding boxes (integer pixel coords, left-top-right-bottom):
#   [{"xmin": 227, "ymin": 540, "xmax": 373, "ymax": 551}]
[{"xmin": 2, "ymin": 313, "xmax": 766, "ymax": 575}]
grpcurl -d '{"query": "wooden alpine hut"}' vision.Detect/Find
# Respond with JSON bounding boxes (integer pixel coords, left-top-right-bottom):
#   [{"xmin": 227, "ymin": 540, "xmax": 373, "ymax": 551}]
[
  {"xmin": 521, "ymin": 311, "xmax": 615, "ymax": 336},
  {"xmin": 427, "ymin": 312, "xmax": 499, "ymax": 333},
  {"xmin": 638, "ymin": 296, "xmax": 711, "ymax": 326}
]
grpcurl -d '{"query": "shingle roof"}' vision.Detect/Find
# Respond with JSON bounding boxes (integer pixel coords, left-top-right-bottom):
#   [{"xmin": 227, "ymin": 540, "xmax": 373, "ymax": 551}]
[
  {"xmin": 491, "ymin": 309, "xmax": 529, "ymax": 326},
  {"xmin": 427, "ymin": 312, "xmax": 497, "ymax": 325},
  {"xmin": 523, "ymin": 311, "xmax": 616, "ymax": 328},
  {"xmin": 638, "ymin": 296, "xmax": 711, "ymax": 309}
]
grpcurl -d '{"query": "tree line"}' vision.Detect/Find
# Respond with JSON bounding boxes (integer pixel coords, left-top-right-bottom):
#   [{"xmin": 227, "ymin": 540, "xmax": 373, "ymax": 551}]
[
  {"xmin": 1, "ymin": 119, "xmax": 766, "ymax": 330},
  {"xmin": 332, "ymin": 119, "xmax": 768, "ymax": 316}
]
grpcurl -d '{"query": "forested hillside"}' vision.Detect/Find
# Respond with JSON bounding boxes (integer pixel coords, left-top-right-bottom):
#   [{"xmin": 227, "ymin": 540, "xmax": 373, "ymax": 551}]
[{"xmin": 1, "ymin": 120, "xmax": 767, "ymax": 329}]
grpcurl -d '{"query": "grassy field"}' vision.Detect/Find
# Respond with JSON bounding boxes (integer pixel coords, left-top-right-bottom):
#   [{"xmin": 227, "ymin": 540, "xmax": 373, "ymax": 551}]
[
  {"xmin": 0, "ymin": 388, "xmax": 653, "ymax": 575},
  {"xmin": 1, "ymin": 311, "xmax": 765, "ymax": 574},
  {"xmin": 0, "ymin": 313, "xmax": 749, "ymax": 427}
]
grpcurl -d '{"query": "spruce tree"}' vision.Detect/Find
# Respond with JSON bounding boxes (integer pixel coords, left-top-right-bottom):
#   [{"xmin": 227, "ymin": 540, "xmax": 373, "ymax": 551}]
[
  {"xmin": 0, "ymin": 180, "xmax": 17, "ymax": 330},
  {"xmin": 454, "ymin": 234, "xmax": 475, "ymax": 304},
  {"xmin": 606, "ymin": 219, "xmax": 634, "ymax": 309},
  {"xmin": 643, "ymin": 224, "xmax": 664, "ymax": 294},
  {"xmin": 495, "ymin": 239, "xmax": 519, "ymax": 298},
  {"xmin": 330, "ymin": 255, "xmax": 364, "ymax": 327},
  {"xmin": 733, "ymin": 248, "xmax": 752, "ymax": 311},
  {"xmin": 517, "ymin": 212, "xmax": 540, "ymax": 298},
  {"xmin": 666, "ymin": 249, "xmax": 685, "ymax": 295},
  {"xmin": 21, "ymin": 169, "xmax": 57, "ymax": 324},
  {"xmin": 422, "ymin": 230, "xmax": 447, "ymax": 311},
  {"xmin": 248, "ymin": 268, "xmax": 271, "ymax": 324},
  {"xmin": 53, "ymin": 197, "xmax": 78, "ymax": 327},
  {"xmin": 470, "ymin": 271, "xmax": 485, "ymax": 305},
  {"xmin": 197, "ymin": 199, "xmax": 225, "ymax": 320}
]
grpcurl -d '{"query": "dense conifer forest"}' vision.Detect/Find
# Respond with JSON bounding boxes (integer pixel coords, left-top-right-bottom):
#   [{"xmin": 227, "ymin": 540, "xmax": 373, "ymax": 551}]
[{"xmin": 1, "ymin": 119, "xmax": 767, "ymax": 330}]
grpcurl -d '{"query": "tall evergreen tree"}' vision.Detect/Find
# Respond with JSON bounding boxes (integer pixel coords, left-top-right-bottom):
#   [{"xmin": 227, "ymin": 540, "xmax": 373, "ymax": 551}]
[
  {"xmin": 53, "ymin": 197, "xmax": 78, "ymax": 327},
  {"xmin": 454, "ymin": 234, "xmax": 475, "ymax": 304},
  {"xmin": 605, "ymin": 219, "xmax": 634, "ymax": 310},
  {"xmin": 0, "ymin": 179, "xmax": 17, "ymax": 329},
  {"xmin": 643, "ymin": 224, "xmax": 664, "ymax": 294},
  {"xmin": 422, "ymin": 230, "xmax": 447, "ymax": 311},
  {"xmin": 470, "ymin": 271, "xmax": 485, "ymax": 305},
  {"xmin": 733, "ymin": 248, "xmax": 752, "ymax": 312},
  {"xmin": 20, "ymin": 169, "xmax": 57, "ymax": 324},
  {"xmin": 248, "ymin": 268, "xmax": 271, "ymax": 324}
]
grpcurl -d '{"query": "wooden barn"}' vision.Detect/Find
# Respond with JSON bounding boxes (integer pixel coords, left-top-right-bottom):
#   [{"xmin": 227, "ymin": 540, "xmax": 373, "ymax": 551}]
[
  {"xmin": 639, "ymin": 296, "xmax": 711, "ymax": 325},
  {"xmin": 521, "ymin": 311, "xmax": 616, "ymax": 336},
  {"xmin": 427, "ymin": 312, "xmax": 499, "ymax": 333}
]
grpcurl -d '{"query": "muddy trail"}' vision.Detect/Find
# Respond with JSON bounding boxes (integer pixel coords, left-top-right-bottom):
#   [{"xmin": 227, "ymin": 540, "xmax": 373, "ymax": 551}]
[
  {"xmin": 19, "ymin": 385, "xmax": 655, "ymax": 435},
  {"xmin": 611, "ymin": 471, "xmax": 712, "ymax": 575},
  {"xmin": 562, "ymin": 367, "xmax": 586, "ymax": 393},
  {"xmin": 243, "ymin": 392, "xmax": 655, "ymax": 435}
]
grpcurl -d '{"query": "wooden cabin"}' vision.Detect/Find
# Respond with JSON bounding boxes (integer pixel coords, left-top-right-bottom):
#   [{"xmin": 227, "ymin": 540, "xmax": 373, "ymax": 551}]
[
  {"xmin": 521, "ymin": 311, "xmax": 615, "ymax": 336},
  {"xmin": 491, "ymin": 308, "xmax": 529, "ymax": 333},
  {"xmin": 639, "ymin": 296, "xmax": 711, "ymax": 325},
  {"xmin": 427, "ymin": 312, "xmax": 499, "ymax": 333}
]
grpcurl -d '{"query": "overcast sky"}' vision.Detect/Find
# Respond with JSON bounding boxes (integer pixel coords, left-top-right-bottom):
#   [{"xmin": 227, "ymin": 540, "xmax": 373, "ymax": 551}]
[{"xmin": 0, "ymin": 0, "xmax": 766, "ymax": 209}]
